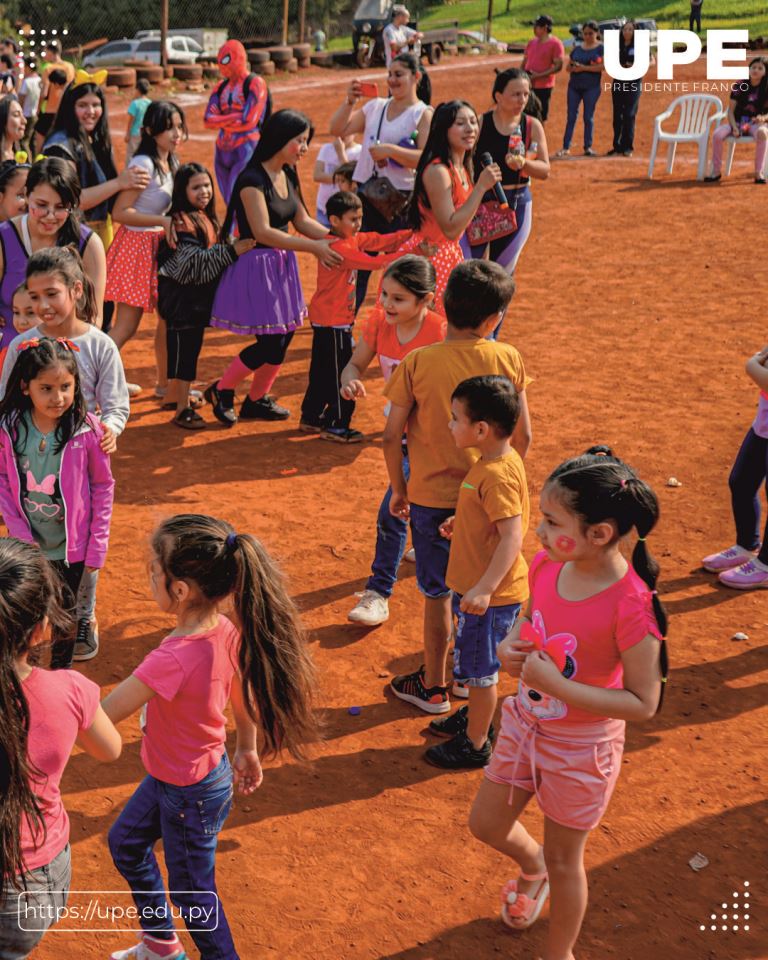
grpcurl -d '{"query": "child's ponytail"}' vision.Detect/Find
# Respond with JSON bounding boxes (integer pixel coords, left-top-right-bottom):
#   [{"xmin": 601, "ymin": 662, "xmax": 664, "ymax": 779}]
[
  {"xmin": 230, "ymin": 534, "xmax": 319, "ymax": 760},
  {"xmin": 0, "ymin": 538, "xmax": 69, "ymax": 890},
  {"xmin": 151, "ymin": 515, "xmax": 320, "ymax": 762}
]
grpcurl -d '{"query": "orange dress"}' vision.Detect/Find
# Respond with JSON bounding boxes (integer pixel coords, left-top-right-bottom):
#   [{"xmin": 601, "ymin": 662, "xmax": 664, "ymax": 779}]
[{"xmin": 375, "ymin": 160, "xmax": 472, "ymax": 317}]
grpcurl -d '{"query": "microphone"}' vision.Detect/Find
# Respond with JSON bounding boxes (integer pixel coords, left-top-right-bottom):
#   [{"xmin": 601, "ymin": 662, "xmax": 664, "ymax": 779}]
[{"xmin": 479, "ymin": 151, "xmax": 508, "ymax": 209}]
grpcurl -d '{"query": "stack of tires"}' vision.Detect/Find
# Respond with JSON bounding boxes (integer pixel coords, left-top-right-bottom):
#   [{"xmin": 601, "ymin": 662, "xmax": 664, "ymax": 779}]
[
  {"xmin": 310, "ymin": 51, "xmax": 334, "ymax": 68},
  {"xmin": 248, "ymin": 48, "xmax": 274, "ymax": 76},
  {"xmin": 106, "ymin": 66, "xmax": 136, "ymax": 89},
  {"xmin": 267, "ymin": 46, "xmax": 297, "ymax": 72},
  {"xmin": 124, "ymin": 60, "xmax": 164, "ymax": 83},
  {"xmin": 293, "ymin": 43, "xmax": 311, "ymax": 68},
  {"xmin": 173, "ymin": 63, "xmax": 203, "ymax": 81}
]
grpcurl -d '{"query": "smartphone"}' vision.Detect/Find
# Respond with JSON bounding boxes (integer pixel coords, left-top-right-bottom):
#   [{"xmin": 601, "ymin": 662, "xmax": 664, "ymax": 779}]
[{"xmin": 359, "ymin": 81, "xmax": 378, "ymax": 98}]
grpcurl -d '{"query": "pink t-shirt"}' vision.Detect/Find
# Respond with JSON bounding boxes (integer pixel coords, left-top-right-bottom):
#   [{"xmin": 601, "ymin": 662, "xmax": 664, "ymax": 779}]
[
  {"xmin": 20, "ymin": 668, "xmax": 100, "ymax": 870},
  {"xmin": 517, "ymin": 550, "xmax": 661, "ymax": 731},
  {"xmin": 524, "ymin": 36, "xmax": 565, "ymax": 88},
  {"xmin": 134, "ymin": 615, "xmax": 239, "ymax": 786}
]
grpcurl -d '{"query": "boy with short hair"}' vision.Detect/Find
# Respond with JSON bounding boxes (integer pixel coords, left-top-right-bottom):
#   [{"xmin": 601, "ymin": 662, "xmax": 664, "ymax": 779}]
[
  {"xmin": 424, "ymin": 375, "xmax": 528, "ymax": 768},
  {"xmin": 383, "ymin": 259, "xmax": 531, "ymax": 716},
  {"xmin": 125, "ymin": 78, "xmax": 152, "ymax": 162},
  {"xmin": 300, "ymin": 190, "xmax": 411, "ymax": 442}
]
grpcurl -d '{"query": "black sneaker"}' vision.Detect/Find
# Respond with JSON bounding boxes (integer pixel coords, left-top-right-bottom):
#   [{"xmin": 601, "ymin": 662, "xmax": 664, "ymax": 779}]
[
  {"xmin": 428, "ymin": 705, "xmax": 496, "ymax": 741},
  {"xmin": 320, "ymin": 426, "xmax": 364, "ymax": 444},
  {"xmin": 390, "ymin": 666, "xmax": 450, "ymax": 715},
  {"xmin": 240, "ymin": 395, "xmax": 290, "ymax": 421},
  {"xmin": 425, "ymin": 731, "xmax": 492, "ymax": 769},
  {"xmin": 72, "ymin": 618, "xmax": 99, "ymax": 662},
  {"xmin": 204, "ymin": 381, "xmax": 237, "ymax": 427}
]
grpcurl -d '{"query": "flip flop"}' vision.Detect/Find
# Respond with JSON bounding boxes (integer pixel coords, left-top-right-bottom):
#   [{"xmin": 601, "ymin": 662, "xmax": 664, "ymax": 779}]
[{"xmin": 500, "ymin": 869, "xmax": 550, "ymax": 930}]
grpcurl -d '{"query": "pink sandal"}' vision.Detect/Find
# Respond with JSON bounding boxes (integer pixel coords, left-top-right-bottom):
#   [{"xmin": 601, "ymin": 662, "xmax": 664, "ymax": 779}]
[{"xmin": 500, "ymin": 870, "xmax": 550, "ymax": 929}]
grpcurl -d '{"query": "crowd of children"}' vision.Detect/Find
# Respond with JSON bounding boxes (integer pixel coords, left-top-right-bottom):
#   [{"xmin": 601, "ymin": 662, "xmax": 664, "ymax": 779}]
[{"xmin": 0, "ymin": 31, "xmax": 759, "ymax": 960}]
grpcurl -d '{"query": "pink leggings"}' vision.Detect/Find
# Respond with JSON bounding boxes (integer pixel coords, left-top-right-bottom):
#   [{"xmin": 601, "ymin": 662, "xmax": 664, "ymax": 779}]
[{"xmin": 711, "ymin": 122, "xmax": 768, "ymax": 175}]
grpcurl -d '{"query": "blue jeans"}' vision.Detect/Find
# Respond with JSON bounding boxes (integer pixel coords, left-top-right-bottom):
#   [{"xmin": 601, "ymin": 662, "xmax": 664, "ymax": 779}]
[
  {"xmin": 108, "ymin": 754, "xmax": 237, "ymax": 959},
  {"xmin": 409, "ymin": 503, "xmax": 455, "ymax": 599},
  {"xmin": 451, "ymin": 595, "xmax": 521, "ymax": 686},
  {"xmin": 563, "ymin": 83, "xmax": 602, "ymax": 150},
  {"xmin": 729, "ymin": 427, "xmax": 768, "ymax": 564},
  {"xmin": 366, "ymin": 453, "xmax": 410, "ymax": 598}
]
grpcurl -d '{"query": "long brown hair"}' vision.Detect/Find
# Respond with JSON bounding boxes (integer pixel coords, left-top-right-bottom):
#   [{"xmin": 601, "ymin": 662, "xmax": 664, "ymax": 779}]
[
  {"xmin": 0, "ymin": 538, "xmax": 70, "ymax": 891},
  {"xmin": 151, "ymin": 515, "xmax": 319, "ymax": 759}
]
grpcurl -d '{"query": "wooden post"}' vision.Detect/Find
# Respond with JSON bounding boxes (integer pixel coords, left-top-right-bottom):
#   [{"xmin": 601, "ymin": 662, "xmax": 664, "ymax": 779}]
[
  {"xmin": 299, "ymin": 0, "xmax": 306, "ymax": 43},
  {"xmin": 282, "ymin": 0, "xmax": 289, "ymax": 45},
  {"xmin": 485, "ymin": 0, "xmax": 493, "ymax": 42},
  {"xmin": 160, "ymin": 0, "xmax": 169, "ymax": 68}
]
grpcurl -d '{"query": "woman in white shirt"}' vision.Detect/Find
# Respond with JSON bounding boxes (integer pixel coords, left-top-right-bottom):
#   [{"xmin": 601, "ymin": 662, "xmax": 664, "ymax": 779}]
[{"xmin": 329, "ymin": 52, "xmax": 432, "ymax": 309}]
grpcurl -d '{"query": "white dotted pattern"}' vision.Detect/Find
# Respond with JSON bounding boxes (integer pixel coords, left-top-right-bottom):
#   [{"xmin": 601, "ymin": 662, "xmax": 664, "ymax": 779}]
[{"xmin": 700, "ymin": 881, "xmax": 753, "ymax": 935}]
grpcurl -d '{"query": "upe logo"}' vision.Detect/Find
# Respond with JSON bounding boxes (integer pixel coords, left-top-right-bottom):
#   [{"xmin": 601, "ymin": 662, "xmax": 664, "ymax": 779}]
[{"xmin": 604, "ymin": 29, "xmax": 749, "ymax": 81}]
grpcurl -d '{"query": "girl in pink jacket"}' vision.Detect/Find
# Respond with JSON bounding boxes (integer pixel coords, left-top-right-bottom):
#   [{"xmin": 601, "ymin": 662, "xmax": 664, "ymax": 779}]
[{"xmin": 0, "ymin": 337, "xmax": 114, "ymax": 668}]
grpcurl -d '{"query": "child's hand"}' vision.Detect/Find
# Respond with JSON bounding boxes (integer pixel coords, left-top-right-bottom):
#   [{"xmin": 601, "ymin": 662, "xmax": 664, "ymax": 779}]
[
  {"xmin": 233, "ymin": 239, "xmax": 257, "ymax": 256},
  {"xmin": 460, "ymin": 585, "xmax": 491, "ymax": 616},
  {"xmin": 417, "ymin": 240, "xmax": 439, "ymax": 257},
  {"xmin": 497, "ymin": 634, "xmax": 534, "ymax": 678},
  {"xmin": 389, "ymin": 491, "xmax": 410, "ymax": 519},
  {"xmin": 162, "ymin": 216, "xmax": 178, "ymax": 249},
  {"xmin": 99, "ymin": 423, "xmax": 117, "ymax": 454},
  {"xmin": 233, "ymin": 748, "xmax": 263, "ymax": 795},
  {"xmin": 521, "ymin": 649, "xmax": 563, "ymax": 695},
  {"xmin": 439, "ymin": 515, "xmax": 455, "ymax": 539},
  {"xmin": 85, "ymin": 565, "xmax": 100, "ymax": 574},
  {"xmin": 341, "ymin": 379, "xmax": 366, "ymax": 400}
]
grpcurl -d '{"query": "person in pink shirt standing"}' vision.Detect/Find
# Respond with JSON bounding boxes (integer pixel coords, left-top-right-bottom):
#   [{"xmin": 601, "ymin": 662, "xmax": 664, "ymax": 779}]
[
  {"xmin": 468, "ymin": 447, "xmax": 668, "ymax": 960},
  {"xmin": 521, "ymin": 14, "xmax": 564, "ymax": 122},
  {"xmin": 103, "ymin": 514, "xmax": 319, "ymax": 960},
  {"xmin": 0, "ymin": 538, "xmax": 121, "ymax": 959}
]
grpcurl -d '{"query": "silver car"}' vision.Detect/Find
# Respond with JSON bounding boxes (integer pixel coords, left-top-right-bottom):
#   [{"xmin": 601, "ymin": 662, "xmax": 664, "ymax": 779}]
[{"xmin": 83, "ymin": 39, "xmax": 139, "ymax": 68}]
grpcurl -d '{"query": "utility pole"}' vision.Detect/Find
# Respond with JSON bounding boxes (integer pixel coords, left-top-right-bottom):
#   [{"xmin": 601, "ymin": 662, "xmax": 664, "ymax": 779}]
[
  {"xmin": 485, "ymin": 0, "xmax": 493, "ymax": 42},
  {"xmin": 160, "ymin": 0, "xmax": 168, "ymax": 68},
  {"xmin": 299, "ymin": 0, "xmax": 306, "ymax": 43},
  {"xmin": 282, "ymin": 0, "xmax": 289, "ymax": 45}
]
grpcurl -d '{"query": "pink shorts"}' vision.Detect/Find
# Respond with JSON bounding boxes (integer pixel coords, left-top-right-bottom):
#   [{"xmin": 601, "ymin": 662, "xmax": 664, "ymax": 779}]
[{"xmin": 485, "ymin": 695, "xmax": 625, "ymax": 831}]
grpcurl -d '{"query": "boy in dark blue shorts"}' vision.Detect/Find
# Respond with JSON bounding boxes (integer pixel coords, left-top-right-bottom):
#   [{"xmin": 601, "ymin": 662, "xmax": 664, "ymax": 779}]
[
  {"xmin": 426, "ymin": 375, "xmax": 529, "ymax": 768},
  {"xmin": 383, "ymin": 261, "xmax": 532, "ymax": 718}
]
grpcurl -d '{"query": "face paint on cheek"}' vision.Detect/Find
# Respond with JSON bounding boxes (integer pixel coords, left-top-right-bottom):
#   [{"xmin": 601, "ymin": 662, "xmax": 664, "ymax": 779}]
[{"xmin": 555, "ymin": 535, "xmax": 576, "ymax": 553}]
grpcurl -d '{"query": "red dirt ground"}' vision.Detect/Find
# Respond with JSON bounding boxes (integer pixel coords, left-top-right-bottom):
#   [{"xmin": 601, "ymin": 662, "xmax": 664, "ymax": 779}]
[{"xmin": 33, "ymin": 55, "xmax": 766, "ymax": 960}]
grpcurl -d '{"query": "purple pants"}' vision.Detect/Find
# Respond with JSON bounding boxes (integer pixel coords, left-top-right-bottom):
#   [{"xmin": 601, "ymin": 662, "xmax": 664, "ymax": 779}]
[{"xmin": 215, "ymin": 142, "xmax": 257, "ymax": 205}]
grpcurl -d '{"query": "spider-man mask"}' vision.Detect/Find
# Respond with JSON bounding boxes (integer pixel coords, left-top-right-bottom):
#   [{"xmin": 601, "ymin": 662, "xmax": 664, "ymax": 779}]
[{"xmin": 218, "ymin": 40, "xmax": 248, "ymax": 81}]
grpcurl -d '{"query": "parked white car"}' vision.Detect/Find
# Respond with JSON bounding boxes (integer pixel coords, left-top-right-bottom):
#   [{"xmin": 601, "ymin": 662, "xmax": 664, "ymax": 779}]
[
  {"xmin": 133, "ymin": 36, "xmax": 203, "ymax": 64},
  {"xmin": 83, "ymin": 39, "xmax": 140, "ymax": 68}
]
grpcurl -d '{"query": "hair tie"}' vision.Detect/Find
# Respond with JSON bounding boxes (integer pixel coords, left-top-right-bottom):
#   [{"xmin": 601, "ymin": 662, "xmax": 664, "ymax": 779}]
[
  {"xmin": 16, "ymin": 338, "xmax": 40, "ymax": 352},
  {"xmin": 56, "ymin": 337, "xmax": 80, "ymax": 353},
  {"xmin": 620, "ymin": 478, "xmax": 628, "ymax": 488},
  {"xmin": 226, "ymin": 532, "xmax": 238, "ymax": 551}
]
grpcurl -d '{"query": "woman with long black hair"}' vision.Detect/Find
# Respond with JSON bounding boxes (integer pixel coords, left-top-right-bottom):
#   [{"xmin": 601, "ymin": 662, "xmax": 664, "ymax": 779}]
[
  {"xmin": 608, "ymin": 21, "xmax": 654, "ymax": 157},
  {"xmin": 205, "ymin": 108, "xmax": 342, "ymax": 426}
]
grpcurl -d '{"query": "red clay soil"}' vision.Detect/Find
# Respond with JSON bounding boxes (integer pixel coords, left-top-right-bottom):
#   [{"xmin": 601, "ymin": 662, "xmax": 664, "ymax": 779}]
[{"xmin": 33, "ymin": 56, "xmax": 766, "ymax": 960}]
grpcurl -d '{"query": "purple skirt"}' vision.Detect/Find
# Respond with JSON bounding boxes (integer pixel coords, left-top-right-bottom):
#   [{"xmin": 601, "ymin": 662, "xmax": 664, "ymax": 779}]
[{"xmin": 211, "ymin": 247, "xmax": 306, "ymax": 336}]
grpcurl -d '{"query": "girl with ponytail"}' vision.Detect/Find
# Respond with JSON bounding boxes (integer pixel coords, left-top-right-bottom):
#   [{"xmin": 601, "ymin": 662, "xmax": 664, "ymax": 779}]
[
  {"xmin": 0, "ymin": 537, "xmax": 120, "ymax": 957},
  {"xmin": 103, "ymin": 513, "xmax": 319, "ymax": 960},
  {"xmin": 469, "ymin": 448, "xmax": 667, "ymax": 960}
]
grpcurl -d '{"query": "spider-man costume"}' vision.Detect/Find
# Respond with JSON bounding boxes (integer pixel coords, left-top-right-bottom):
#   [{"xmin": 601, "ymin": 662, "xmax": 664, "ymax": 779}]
[{"xmin": 204, "ymin": 40, "xmax": 271, "ymax": 203}]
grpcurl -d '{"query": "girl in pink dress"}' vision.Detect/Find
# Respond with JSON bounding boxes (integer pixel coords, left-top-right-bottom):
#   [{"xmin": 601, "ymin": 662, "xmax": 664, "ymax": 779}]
[{"xmin": 469, "ymin": 447, "xmax": 668, "ymax": 960}]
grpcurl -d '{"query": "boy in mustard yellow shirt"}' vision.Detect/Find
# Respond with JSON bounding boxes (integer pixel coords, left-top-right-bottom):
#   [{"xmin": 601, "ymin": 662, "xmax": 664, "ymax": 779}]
[
  {"xmin": 427, "ymin": 375, "xmax": 528, "ymax": 768},
  {"xmin": 383, "ymin": 260, "xmax": 531, "ymax": 718}
]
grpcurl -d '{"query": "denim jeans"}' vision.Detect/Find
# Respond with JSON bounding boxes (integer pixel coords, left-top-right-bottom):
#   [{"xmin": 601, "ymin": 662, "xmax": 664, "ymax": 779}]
[
  {"xmin": 0, "ymin": 844, "xmax": 71, "ymax": 960},
  {"xmin": 729, "ymin": 427, "xmax": 768, "ymax": 564},
  {"xmin": 108, "ymin": 754, "xmax": 238, "ymax": 959},
  {"xmin": 409, "ymin": 502, "xmax": 455, "ymax": 599},
  {"xmin": 563, "ymin": 84, "xmax": 602, "ymax": 150},
  {"xmin": 366, "ymin": 453, "xmax": 410, "ymax": 598},
  {"xmin": 451, "ymin": 594, "xmax": 521, "ymax": 685}
]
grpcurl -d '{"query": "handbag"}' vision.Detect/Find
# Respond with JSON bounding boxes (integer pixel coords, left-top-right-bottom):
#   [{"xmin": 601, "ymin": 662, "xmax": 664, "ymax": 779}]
[
  {"xmin": 467, "ymin": 115, "xmax": 529, "ymax": 246},
  {"xmin": 359, "ymin": 99, "xmax": 410, "ymax": 223}
]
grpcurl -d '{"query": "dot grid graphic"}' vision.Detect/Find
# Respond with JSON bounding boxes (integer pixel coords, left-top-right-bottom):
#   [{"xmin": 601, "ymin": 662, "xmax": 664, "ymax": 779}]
[{"xmin": 699, "ymin": 881, "xmax": 751, "ymax": 933}]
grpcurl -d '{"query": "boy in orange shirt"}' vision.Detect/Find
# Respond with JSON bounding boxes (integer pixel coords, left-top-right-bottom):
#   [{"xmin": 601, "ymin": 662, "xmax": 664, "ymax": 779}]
[
  {"xmin": 383, "ymin": 260, "xmax": 531, "ymax": 714},
  {"xmin": 300, "ymin": 190, "xmax": 410, "ymax": 442},
  {"xmin": 426, "ymin": 375, "xmax": 528, "ymax": 769}
]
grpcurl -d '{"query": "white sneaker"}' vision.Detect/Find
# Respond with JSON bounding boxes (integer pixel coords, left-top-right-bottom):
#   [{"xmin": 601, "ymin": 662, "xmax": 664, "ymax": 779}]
[
  {"xmin": 347, "ymin": 590, "xmax": 389, "ymax": 626},
  {"xmin": 452, "ymin": 680, "xmax": 469, "ymax": 699},
  {"xmin": 110, "ymin": 933, "xmax": 187, "ymax": 959},
  {"xmin": 402, "ymin": 547, "xmax": 416, "ymax": 563}
]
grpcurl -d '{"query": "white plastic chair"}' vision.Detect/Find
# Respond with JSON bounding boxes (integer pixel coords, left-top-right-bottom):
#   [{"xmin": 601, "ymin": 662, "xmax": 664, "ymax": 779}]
[
  {"xmin": 724, "ymin": 132, "xmax": 768, "ymax": 177},
  {"xmin": 647, "ymin": 94, "xmax": 724, "ymax": 181}
]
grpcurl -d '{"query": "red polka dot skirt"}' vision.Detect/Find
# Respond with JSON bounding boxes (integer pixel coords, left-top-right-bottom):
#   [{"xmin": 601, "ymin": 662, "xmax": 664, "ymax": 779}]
[{"xmin": 105, "ymin": 226, "xmax": 162, "ymax": 312}]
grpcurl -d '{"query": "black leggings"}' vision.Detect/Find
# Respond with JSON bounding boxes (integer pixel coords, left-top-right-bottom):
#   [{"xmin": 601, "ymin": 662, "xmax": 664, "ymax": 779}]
[
  {"xmin": 49, "ymin": 559, "xmax": 85, "ymax": 670},
  {"xmin": 167, "ymin": 325, "xmax": 206, "ymax": 382},
  {"xmin": 239, "ymin": 331, "xmax": 295, "ymax": 370}
]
